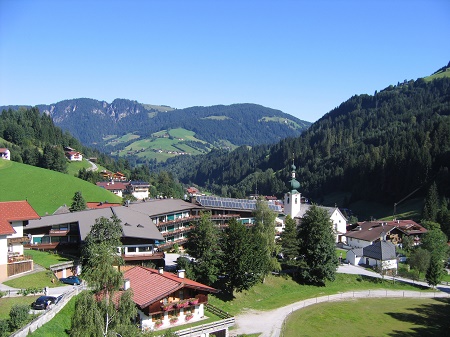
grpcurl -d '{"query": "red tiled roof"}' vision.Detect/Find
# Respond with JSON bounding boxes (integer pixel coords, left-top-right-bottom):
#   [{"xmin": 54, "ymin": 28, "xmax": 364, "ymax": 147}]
[
  {"xmin": 123, "ymin": 266, "xmax": 218, "ymax": 309},
  {"xmin": 0, "ymin": 201, "xmax": 40, "ymax": 235}
]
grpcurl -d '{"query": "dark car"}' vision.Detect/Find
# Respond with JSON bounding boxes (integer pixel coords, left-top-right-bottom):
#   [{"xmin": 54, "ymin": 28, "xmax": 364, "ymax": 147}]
[
  {"xmin": 59, "ymin": 275, "xmax": 82, "ymax": 285},
  {"xmin": 31, "ymin": 296, "xmax": 58, "ymax": 310}
]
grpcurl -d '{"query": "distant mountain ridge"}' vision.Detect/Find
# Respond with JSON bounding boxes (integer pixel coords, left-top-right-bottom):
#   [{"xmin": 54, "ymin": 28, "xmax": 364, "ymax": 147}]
[{"xmin": 0, "ymin": 100, "xmax": 311, "ymax": 155}]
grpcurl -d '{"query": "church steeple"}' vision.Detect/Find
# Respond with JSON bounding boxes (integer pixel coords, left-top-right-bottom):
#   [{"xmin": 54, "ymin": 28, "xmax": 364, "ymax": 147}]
[
  {"xmin": 289, "ymin": 158, "xmax": 300, "ymax": 192},
  {"xmin": 284, "ymin": 156, "xmax": 301, "ymax": 218}
]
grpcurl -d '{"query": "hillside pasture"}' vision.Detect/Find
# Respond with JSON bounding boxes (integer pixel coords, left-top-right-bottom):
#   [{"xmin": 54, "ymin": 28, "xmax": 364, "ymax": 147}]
[
  {"xmin": 66, "ymin": 158, "xmax": 92, "ymax": 176},
  {"xmin": 0, "ymin": 160, "xmax": 121, "ymax": 215},
  {"xmin": 105, "ymin": 133, "xmax": 140, "ymax": 146}
]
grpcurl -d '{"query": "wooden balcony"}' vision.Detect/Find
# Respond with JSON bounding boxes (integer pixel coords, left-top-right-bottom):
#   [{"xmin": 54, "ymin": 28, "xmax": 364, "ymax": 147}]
[
  {"xmin": 122, "ymin": 251, "xmax": 165, "ymax": 262},
  {"xmin": 161, "ymin": 226, "xmax": 193, "ymax": 237},
  {"xmin": 24, "ymin": 242, "xmax": 59, "ymax": 250},
  {"xmin": 7, "ymin": 236, "xmax": 31, "ymax": 245},
  {"xmin": 49, "ymin": 229, "xmax": 70, "ymax": 236}
]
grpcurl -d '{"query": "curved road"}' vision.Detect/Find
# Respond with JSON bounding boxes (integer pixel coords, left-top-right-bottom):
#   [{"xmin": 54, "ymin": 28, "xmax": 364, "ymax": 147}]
[{"xmin": 230, "ymin": 265, "xmax": 450, "ymax": 337}]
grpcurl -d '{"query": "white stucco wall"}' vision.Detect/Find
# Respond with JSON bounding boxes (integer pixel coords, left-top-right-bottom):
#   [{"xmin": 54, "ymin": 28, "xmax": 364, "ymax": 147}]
[
  {"xmin": 10, "ymin": 221, "xmax": 24, "ymax": 255},
  {"xmin": 346, "ymin": 237, "xmax": 372, "ymax": 249}
]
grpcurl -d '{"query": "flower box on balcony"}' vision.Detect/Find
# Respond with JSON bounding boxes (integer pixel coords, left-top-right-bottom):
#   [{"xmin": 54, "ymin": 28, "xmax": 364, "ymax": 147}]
[
  {"xmin": 185, "ymin": 313, "xmax": 194, "ymax": 321},
  {"xmin": 176, "ymin": 300, "xmax": 188, "ymax": 308},
  {"xmin": 170, "ymin": 317, "xmax": 178, "ymax": 325},
  {"xmin": 154, "ymin": 320, "xmax": 163, "ymax": 328},
  {"xmin": 161, "ymin": 303, "xmax": 173, "ymax": 311},
  {"xmin": 189, "ymin": 298, "xmax": 199, "ymax": 305}
]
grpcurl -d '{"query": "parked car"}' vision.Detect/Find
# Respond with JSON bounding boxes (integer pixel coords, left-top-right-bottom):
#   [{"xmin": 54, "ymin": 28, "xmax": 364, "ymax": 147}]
[
  {"xmin": 31, "ymin": 296, "xmax": 59, "ymax": 310},
  {"xmin": 59, "ymin": 275, "xmax": 82, "ymax": 285}
]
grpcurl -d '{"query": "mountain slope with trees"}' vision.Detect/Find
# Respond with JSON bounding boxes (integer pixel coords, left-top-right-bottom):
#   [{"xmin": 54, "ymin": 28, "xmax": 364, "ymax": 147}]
[
  {"xmin": 0, "ymin": 100, "xmax": 311, "ymax": 159},
  {"xmin": 159, "ymin": 65, "xmax": 450, "ymax": 218}
]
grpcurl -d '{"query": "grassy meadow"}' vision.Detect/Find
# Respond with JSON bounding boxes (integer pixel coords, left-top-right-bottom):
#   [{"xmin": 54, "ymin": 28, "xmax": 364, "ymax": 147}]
[
  {"xmin": 208, "ymin": 273, "xmax": 431, "ymax": 316},
  {"xmin": 0, "ymin": 160, "xmax": 122, "ymax": 215},
  {"xmin": 283, "ymin": 297, "xmax": 450, "ymax": 337}
]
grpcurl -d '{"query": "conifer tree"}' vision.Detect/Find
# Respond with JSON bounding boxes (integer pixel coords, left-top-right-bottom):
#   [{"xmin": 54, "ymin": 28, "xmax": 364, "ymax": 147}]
[
  {"xmin": 69, "ymin": 191, "xmax": 87, "ymax": 212},
  {"xmin": 423, "ymin": 182, "xmax": 439, "ymax": 222},
  {"xmin": 425, "ymin": 255, "xmax": 443, "ymax": 288}
]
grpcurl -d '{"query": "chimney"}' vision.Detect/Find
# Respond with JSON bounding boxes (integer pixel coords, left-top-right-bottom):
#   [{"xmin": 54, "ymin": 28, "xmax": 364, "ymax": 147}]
[
  {"xmin": 158, "ymin": 267, "xmax": 164, "ymax": 274},
  {"xmin": 124, "ymin": 278, "xmax": 130, "ymax": 290},
  {"xmin": 177, "ymin": 269, "xmax": 185, "ymax": 279}
]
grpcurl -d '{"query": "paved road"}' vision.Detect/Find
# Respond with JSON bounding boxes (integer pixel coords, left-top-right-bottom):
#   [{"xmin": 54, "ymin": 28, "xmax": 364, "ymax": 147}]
[{"xmin": 230, "ymin": 264, "xmax": 450, "ymax": 337}]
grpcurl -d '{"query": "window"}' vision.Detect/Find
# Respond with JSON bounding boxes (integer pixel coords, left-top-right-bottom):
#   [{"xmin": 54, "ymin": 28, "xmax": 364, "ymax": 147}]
[{"xmin": 128, "ymin": 247, "xmax": 136, "ymax": 253}]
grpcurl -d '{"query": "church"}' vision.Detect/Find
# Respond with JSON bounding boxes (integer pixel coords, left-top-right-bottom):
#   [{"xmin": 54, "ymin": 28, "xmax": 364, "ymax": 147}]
[{"xmin": 283, "ymin": 161, "xmax": 347, "ymax": 243}]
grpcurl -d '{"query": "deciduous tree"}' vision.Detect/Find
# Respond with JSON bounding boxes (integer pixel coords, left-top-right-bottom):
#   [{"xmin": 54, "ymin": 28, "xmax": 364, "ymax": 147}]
[
  {"xmin": 72, "ymin": 216, "xmax": 138, "ymax": 337},
  {"xmin": 185, "ymin": 212, "xmax": 221, "ymax": 285},
  {"xmin": 297, "ymin": 205, "xmax": 339, "ymax": 285}
]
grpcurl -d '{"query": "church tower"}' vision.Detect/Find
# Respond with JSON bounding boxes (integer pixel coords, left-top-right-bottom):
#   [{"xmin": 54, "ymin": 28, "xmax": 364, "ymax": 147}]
[{"xmin": 284, "ymin": 159, "xmax": 301, "ymax": 218}]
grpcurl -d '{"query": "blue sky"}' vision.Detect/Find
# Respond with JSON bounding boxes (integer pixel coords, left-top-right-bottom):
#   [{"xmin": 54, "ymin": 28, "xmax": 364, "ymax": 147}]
[{"xmin": 0, "ymin": 0, "xmax": 449, "ymax": 122}]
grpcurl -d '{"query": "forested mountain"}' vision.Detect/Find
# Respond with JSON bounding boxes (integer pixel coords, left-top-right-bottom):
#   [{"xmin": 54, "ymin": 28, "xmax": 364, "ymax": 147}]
[
  {"xmin": 0, "ymin": 100, "xmax": 311, "ymax": 154},
  {"xmin": 0, "ymin": 107, "xmax": 128, "ymax": 174},
  {"xmin": 158, "ymin": 66, "xmax": 450, "ymax": 210}
]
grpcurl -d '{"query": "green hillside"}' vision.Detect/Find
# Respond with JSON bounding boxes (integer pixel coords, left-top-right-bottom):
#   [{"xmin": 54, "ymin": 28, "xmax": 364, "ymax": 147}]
[{"xmin": 0, "ymin": 160, "xmax": 122, "ymax": 215}]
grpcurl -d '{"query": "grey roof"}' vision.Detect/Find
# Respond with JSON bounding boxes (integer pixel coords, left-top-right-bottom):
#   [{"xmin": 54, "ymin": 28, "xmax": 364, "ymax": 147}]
[
  {"xmin": 26, "ymin": 206, "xmax": 163, "ymax": 241},
  {"xmin": 349, "ymin": 248, "xmax": 363, "ymax": 257},
  {"xmin": 363, "ymin": 241, "xmax": 396, "ymax": 261},
  {"xmin": 127, "ymin": 198, "xmax": 202, "ymax": 216},
  {"xmin": 296, "ymin": 204, "xmax": 346, "ymax": 221}
]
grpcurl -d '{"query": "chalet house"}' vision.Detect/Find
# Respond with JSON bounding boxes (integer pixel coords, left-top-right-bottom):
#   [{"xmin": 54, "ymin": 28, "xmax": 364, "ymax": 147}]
[
  {"xmin": 345, "ymin": 220, "xmax": 427, "ymax": 249},
  {"xmin": 127, "ymin": 181, "xmax": 151, "ymax": 200},
  {"xmin": 24, "ymin": 206, "xmax": 165, "ymax": 267},
  {"xmin": 0, "ymin": 201, "xmax": 40, "ymax": 281},
  {"xmin": 0, "ymin": 148, "xmax": 10, "ymax": 160},
  {"xmin": 123, "ymin": 266, "xmax": 219, "ymax": 331},
  {"xmin": 65, "ymin": 151, "xmax": 82, "ymax": 161},
  {"xmin": 347, "ymin": 241, "xmax": 398, "ymax": 274},
  {"xmin": 101, "ymin": 170, "xmax": 128, "ymax": 182},
  {"xmin": 96, "ymin": 181, "xmax": 129, "ymax": 198}
]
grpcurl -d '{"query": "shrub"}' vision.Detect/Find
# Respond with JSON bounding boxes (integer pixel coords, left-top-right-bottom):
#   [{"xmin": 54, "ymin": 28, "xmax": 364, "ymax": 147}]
[
  {"xmin": 0, "ymin": 291, "xmax": 6, "ymax": 298},
  {"xmin": 9, "ymin": 304, "xmax": 30, "ymax": 330},
  {"xmin": 0, "ymin": 319, "xmax": 9, "ymax": 337}
]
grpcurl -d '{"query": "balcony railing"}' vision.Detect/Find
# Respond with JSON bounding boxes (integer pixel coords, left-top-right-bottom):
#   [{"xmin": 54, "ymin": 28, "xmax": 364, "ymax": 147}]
[
  {"xmin": 49, "ymin": 229, "xmax": 70, "ymax": 236},
  {"xmin": 7, "ymin": 236, "xmax": 31, "ymax": 245},
  {"xmin": 7, "ymin": 256, "xmax": 33, "ymax": 277},
  {"xmin": 121, "ymin": 251, "xmax": 165, "ymax": 261}
]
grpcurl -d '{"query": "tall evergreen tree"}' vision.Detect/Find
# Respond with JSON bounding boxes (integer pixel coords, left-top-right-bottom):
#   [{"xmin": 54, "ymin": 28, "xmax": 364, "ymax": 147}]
[
  {"xmin": 69, "ymin": 191, "xmax": 87, "ymax": 212},
  {"xmin": 297, "ymin": 205, "xmax": 339, "ymax": 285},
  {"xmin": 425, "ymin": 255, "xmax": 444, "ymax": 288},
  {"xmin": 422, "ymin": 182, "xmax": 439, "ymax": 222},
  {"xmin": 185, "ymin": 212, "xmax": 221, "ymax": 285}
]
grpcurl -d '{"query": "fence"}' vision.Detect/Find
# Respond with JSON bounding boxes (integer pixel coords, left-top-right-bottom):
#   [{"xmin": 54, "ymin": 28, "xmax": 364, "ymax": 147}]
[
  {"xmin": 174, "ymin": 317, "xmax": 235, "ymax": 337},
  {"xmin": 278, "ymin": 290, "xmax": 450, "ymax": 337}
]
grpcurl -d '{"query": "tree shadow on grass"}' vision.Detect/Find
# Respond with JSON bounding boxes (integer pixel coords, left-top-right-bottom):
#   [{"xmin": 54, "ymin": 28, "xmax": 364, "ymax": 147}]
[{"xmin": 386, "ymin": 298, "xmax": 450, "ymax": 337}]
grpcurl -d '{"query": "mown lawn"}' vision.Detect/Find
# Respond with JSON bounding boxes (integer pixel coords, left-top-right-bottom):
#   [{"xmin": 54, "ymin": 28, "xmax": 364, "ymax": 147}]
[
  {"xmin": 209, "ymin": 274, "xmax": 430, "ymax": 316},
  {"xmin": 3, "ymin": 271, "xmax": 60, "ymax": 289},
  {"xmin": 0, "ymin": 296, "xmax": 40, "ymax": 319},
  {"xmin": 26, "ymin": 249, "xmax": 71, "ymax": 269},
  {"xmin": 283, "ymin": 297, "xmax": 450, "ymax": 337}
]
